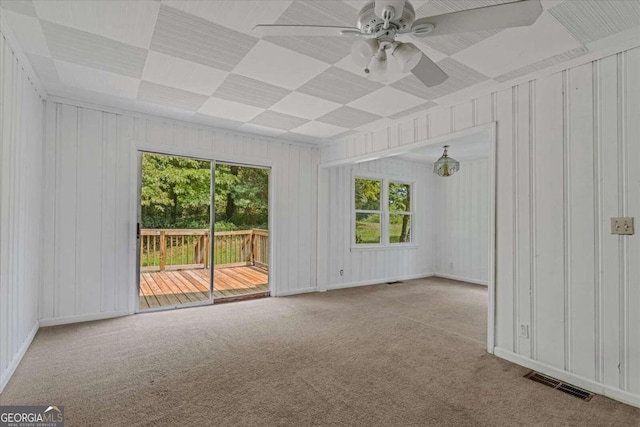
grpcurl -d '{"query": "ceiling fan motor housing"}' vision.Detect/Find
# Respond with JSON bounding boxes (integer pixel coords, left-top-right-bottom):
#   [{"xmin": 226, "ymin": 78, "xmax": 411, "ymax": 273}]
[{"xmin": 356, "ymin": 0, "xmax": 416, "ymax": 34}]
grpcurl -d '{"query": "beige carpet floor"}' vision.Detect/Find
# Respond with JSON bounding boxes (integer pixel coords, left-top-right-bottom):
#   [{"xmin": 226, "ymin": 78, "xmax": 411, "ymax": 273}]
[{"xmin": 1, "ymin": 278, "xmax": 639, "ymax": 426}]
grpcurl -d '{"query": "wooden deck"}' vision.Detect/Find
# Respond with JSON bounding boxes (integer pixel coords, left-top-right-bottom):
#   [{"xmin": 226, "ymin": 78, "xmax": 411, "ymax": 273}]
[{"xmin": 139, "ymin": 266, "xmax": 268, "ymax": 310}]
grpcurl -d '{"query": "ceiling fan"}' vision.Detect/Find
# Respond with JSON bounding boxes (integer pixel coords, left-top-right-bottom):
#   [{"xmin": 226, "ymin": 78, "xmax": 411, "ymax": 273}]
[{"xmin": 253, "ymin": 0, "xmax": 543, "ymax": 87}]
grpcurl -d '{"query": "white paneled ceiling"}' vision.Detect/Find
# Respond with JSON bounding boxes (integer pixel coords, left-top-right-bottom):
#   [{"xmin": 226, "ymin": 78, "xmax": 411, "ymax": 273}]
[{"xmin": 2, "ymin": 0, "xmax": 639, "ymax": 143}]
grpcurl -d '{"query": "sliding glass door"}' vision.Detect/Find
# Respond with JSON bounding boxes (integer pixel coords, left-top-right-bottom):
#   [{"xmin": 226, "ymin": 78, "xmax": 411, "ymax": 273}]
[
  {"xmin": 212, "ymin": 163, "xmax": 270, "ymax": 301},
  {"xmin": 137, "ymin": 152, "xmax": 213, "ymax": 311}
]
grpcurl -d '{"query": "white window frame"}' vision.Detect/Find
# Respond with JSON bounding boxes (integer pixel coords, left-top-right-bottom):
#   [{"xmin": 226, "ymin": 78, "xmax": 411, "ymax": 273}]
[{"xmin": 352, "ymin": 172, "xmax": 416, "ymax": 250}]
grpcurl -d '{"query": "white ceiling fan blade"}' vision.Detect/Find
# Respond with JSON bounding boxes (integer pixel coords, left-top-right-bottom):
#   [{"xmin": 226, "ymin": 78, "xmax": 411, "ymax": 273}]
[
  {"xmin": 410, "ymin": 54, "xmax": 448, "ymax": 87},
  {"xmin": 252, "ymin": 25, "xmax": 361, "ymax": 37},
  {"xmin": 412, "ymin": 0, "xmax": 543, "ymax": 37}
]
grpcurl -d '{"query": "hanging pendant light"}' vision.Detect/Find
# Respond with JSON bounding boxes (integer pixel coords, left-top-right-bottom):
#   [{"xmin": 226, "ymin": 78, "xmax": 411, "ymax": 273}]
[{"xmin": 433, "ymin": 145, "xmax": 460, "ymax": 177}]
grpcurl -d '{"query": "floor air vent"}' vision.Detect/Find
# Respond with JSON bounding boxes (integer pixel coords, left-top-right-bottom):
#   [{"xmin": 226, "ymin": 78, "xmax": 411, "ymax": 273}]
[{"xmin": 524, "ymin": 371, "xmax": 593, "ymax": 401}]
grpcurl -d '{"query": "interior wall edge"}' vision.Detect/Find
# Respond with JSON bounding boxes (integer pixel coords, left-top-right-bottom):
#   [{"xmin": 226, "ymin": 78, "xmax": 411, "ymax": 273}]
[
  {"xmin": 0, "ymin": 16, "xmax": 47, "ymax": 99},
  {"xmin": 0, "ymin": 322, "xmax": 38, "ymax": 394},
  {"xmin": 0, "ymin": 30, "xmax": 46, "ymax": 395},
  {"xmin": 272, "ymin": 287, "xmax": 318, "ymax": 297},
  {"xmin": 327, "ymin": 273, "xmax": 435, "ymax": 291},
  {"xmin": 432, "ymin": 274, "xmax": 488, "ymax": 287},
  {"xmin": 38, "ymin": 311, "xmax": 130, "ymax": 328}
]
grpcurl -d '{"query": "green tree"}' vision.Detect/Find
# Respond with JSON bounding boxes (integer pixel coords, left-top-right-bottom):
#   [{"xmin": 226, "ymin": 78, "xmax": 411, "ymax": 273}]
[
  {"xmin": 355, "ymin": 178, "xmax": 381, "ymax": 211},
  {"xmin": 141, "ymin": 154, "xmax": 211, "ymax": 229},
  {"xmin": 214, "ymin": 164, "xmax": 269, "ymax": 229},
  {"xmin": 389, "ymin": 182, "xmax": 411, "ymax": 242},
  {"xmin": 141, "ymin": 153, "xmax": 269, "ymax": 230}
]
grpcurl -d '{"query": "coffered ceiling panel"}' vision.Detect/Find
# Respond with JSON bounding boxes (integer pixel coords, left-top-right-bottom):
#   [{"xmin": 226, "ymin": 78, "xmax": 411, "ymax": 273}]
[
  {"xmin": 296, "ymin": 67, "xmax": 384, "ymax": 104},
  {"xmin": 1, "ymin": 0, "xmax": 36, "ymax": 16},
  {"xmin": 293, "ymin": 120, "xmax": 350, "ymax": 138},
  {"xmin": 316, "ymin": 106, "xmax": 382, "ymax": 129},
  {"xmin": 42, "ymin": 20, "xmax": 148, "ymax": 78},
  {"xmin": 33, "ymin": 0, "xmax": 160, "ymax": 48},
  {"xmin": 212, "ymin": 74, "xmax": 290, "ymax": 109},
  {"xmin": 270, "ymin": 92, "xmax": 342, "ymax": 120},
  {"xmin": 451, "ymin": 13, "xmax": 583, "ymax": 78},
  {"xmin": 138, "ymin": 81, "xmax": 209, "ymax": 111},
  {"xmin": 55, "ymin": 60, "xmax": 140, "ymax": 99},
  {"xmin": 141, "ymin": 51, "xmax": 229, "ymax": 96},
  {"xmin": 162, "ymin": 0, "xmax": 292, "ymax": 35},
  {"xmin": 549, "ymin": 0, "xmax": 640, "ymax": 45},
  {"xmin": 249, "ymin": 110, "xmax": 310, "ymax": 131},
  {"xmin": 232, "ymin": 40, "xmax": 329, "ymax": 90},
  {"xmin": 1, "ymin": 0, "xmax": 638, "ymax": 144},
  {"xmin": 150, "ymin": 5, "xmax": 258, "ymax": 71}
]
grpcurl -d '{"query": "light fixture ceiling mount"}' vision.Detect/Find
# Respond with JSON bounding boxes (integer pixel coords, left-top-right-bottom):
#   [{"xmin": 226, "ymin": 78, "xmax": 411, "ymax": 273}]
[{"xmin": 433, "ymin": 145, "xmax": 460, "ymax": 177}]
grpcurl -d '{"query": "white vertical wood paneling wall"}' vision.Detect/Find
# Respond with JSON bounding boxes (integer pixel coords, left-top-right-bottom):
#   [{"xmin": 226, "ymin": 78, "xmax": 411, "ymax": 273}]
[
  {"xmin": 318, "ymin": 158, "xmax": 434, "ymax": 289},
  {"xmin": 434, "ymin": 159, "xmax": 489, "ymax": 285},
  {"xmin": 40, "ymin": 101, "xmax": 319, "ymax": 325},
  {"xmin": 0, "ymin": 34, "xmax": 45, "ymax": 392},
  {"xmin": 321, "ymin": 47, "xmax": 640, "ymax": 406}
]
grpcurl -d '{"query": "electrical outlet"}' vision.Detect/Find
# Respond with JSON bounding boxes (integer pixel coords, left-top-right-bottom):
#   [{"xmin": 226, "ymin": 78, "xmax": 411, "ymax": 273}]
[
  {"xmin": 519, "ymin": 324, "xmax": 529, "ymax": 339},
  {"xmin": 611, "ymin": 217, "xmax": 634, "ymax": 235}
]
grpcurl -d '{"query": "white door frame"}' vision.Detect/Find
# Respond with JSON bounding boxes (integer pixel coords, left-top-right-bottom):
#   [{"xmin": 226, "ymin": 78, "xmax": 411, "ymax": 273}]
[
  {"xmin": 130, "ymin": 142, "xmax": 274, "ymax": 314},
  {"xmin": 317, "ymin": 122, "xmax": 497, "ymax": 353}
]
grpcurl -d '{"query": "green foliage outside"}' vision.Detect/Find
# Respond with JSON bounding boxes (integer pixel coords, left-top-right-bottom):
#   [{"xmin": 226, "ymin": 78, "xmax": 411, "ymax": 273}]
[
  {"xmin": 141, "ymin": 154, "xmax": 212, "ymax": 229},
  {"xmin": 355, "ymin": 178, "xmax": 381, "ymax": 211},
  {"xmin": 389, "ymin": 182, "xmax": 410, "ymax": 212},
  {"xmin": 213, "ymin": 164, "xmax": 269, "ymax": 231},
  {"xmin": 354, "ymin": 178, "xmax": 411, "ymax": 244},
  {"xmin": 355, "ymin": 220, "xmax": 407, "ymax": 244},
  {"xmin": 140, "ymin": 154, "xmax": 269, "ymax": 268},
  {"xmin": 141, "ymin": 154, "xmax": 269, "ymax": 230}
]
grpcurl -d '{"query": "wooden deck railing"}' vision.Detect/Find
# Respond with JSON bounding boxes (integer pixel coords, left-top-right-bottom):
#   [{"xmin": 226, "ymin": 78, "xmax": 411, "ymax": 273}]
[{"xmin": 140, "ymin": 229, "xmax": 268, "ymax": 272}]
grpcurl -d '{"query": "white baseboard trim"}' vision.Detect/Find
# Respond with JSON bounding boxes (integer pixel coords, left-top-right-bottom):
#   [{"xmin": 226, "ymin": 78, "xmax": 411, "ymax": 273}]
[
  {"xmin": 327, "ymin": 273, "xmax": 435, "ymax": 291},
  {"xmin": 274, "ymin": 287, "xmax": 317, "ymax": 297},
  {"xmin": 433, "ymin": 273, "xmax": 488, "ymax": 286},
  {"xmin": 0, "ymin": 321, "xmax": 39, "ymax": 394},
  {"xmin": 494, "ymin": 347, "xmax": 640, "ymax": 408},
  {"xmin": 39, "ymin": 311, "xmax": 129, "ymax": 327}
]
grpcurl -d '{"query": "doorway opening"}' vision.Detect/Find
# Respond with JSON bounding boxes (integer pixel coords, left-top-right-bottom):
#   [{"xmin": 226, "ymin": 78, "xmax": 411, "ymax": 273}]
[
  {"xmin": 318, "ymin": 123, "xmax": 496, "ymax": 351},
  {"xmin": 137, "ymin": 153, "xmax": 270, "ymax": 311}
]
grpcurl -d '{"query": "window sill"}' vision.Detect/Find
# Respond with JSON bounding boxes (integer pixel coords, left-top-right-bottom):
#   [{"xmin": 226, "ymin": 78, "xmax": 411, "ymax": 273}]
[{"xmin": 350, "ymin": 244, "xmax": 418, "ymax": 252}]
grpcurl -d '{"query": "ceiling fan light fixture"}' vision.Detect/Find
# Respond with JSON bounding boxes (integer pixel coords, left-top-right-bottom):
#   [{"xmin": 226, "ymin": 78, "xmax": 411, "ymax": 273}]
[
  {"xmin": 392, "ymin": 42, "xmax": 422, "ymax": 73},
  {"xmin": 366, "ymin": 51, "xmax": 388, "ymax": 82},
  {"xmin": 351, "ymin": 38, "xmax": 379, "ymax": 67},
  {"xmin": 433, "ymin": 145, "xmax": 460, "ymax": 177}
]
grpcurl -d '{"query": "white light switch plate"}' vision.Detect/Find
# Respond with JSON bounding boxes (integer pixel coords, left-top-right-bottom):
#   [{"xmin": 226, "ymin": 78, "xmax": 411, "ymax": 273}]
[{"xmin": 611, "ymin": 217, "xmax": 634, "ymax": 235}]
